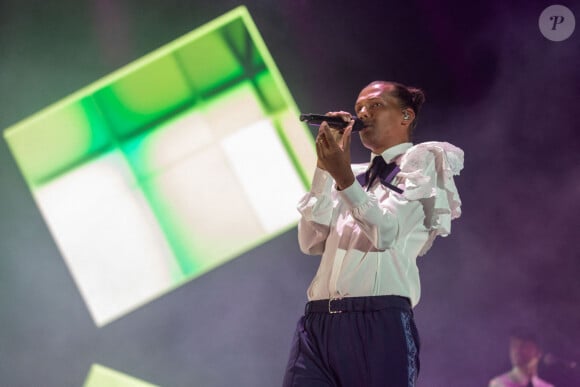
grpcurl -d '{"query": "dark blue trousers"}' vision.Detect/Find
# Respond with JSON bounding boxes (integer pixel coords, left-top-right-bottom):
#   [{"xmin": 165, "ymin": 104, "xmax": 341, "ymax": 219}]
[{"xmin": 283, "ymin": 296, "xmax": 420, "ymax": 387}]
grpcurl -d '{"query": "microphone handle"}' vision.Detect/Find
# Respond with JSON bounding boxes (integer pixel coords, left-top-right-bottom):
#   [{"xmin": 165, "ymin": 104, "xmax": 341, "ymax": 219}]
[{"xmin": 299, "ymin": 113, "xmax": 365, "ymax": 132}]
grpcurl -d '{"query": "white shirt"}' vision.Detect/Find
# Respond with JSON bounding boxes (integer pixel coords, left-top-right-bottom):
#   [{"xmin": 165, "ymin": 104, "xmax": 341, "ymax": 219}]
[
  {"xmin": 489, "ymin": 368, "xmax": 555, "ymax": 387},
  {"xmin": 297, "ymin": 141, "xmax": 464, "ymax": 307}
]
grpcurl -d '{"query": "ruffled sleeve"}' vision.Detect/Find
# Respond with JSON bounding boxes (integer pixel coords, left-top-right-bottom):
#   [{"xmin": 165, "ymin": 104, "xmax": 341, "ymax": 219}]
[{"xmin": 397, "ymin": 141, "xmax": 464, "ymax": 256}]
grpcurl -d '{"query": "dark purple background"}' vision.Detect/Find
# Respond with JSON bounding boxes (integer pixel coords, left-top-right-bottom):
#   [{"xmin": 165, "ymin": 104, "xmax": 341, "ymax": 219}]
[{"xmin": 1, "ymin": 1, "xmax": 579, "ymax": 386}]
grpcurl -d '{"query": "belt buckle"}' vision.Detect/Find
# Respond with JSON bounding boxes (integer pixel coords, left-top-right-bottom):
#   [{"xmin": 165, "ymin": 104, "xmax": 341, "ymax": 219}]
[{"xmin": 328, "ymin": 297, "xmax": 343, "ymax": 314}]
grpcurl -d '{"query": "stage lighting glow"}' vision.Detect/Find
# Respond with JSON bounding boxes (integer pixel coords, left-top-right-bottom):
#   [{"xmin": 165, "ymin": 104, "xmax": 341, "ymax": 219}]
[
  {"xmin": 3, "ymin": 6, "xmax": 316, "ymax": 327},
  {"xmin": 84, "ymin": 364, "xmax": 159, "ymax": 387}
]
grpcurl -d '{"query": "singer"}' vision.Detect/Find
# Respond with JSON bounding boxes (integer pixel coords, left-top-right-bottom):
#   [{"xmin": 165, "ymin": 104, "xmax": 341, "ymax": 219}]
[
  {"xmin": 283, "ymin": 81, "xmax": 464, "ymax": 387},
  {"xmin": 488, "ymin": 329, "xmax": 554, "ymax": 387}
]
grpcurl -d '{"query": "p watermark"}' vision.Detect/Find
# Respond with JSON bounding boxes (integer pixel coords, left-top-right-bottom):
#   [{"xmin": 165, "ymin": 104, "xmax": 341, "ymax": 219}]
[{"xmin": 539, "ymin": 5, "xmax": 575, "ymax": 41}]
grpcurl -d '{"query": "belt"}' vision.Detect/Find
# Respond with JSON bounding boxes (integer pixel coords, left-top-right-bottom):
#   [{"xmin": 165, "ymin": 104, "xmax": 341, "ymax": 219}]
[{"xmin": 305, "ymin": 295, "xmax": 411, "ymax": 315}]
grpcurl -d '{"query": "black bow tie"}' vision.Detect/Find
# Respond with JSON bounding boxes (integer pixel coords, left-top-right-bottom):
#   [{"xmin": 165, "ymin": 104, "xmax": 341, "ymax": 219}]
[{"xmin": 356, "ymin": 156, "xmax": 403, "ymax": 194}]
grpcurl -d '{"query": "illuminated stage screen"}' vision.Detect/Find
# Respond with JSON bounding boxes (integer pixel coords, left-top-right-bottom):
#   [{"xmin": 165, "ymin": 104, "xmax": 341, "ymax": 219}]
[{"xmin": 4, "ymin": 7, "xmax": 314, "ymax": 331}]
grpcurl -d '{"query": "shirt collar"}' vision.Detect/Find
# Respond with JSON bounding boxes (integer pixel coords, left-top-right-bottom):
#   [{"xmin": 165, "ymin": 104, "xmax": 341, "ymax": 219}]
[
  {"xmin": 510, "ymin": 367, "xmax": 537, "ymax": 384},
  {"xmin": 370, "ymin": 142, "xmax": 413, "ymax": 164}
]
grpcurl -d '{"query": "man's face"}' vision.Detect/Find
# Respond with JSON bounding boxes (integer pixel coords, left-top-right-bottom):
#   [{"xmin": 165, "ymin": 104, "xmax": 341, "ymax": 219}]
[
  {"xmin": 509, "ymin": 337, "xmax": 541, "ymax": 368},
  {"xmin": 354, "ymin": 84, "xmax": 408, "ymax": 153}
]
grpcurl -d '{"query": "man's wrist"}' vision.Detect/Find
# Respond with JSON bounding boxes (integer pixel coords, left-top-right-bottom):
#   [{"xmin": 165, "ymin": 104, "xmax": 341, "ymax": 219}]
[{"xmin": 335, "ymin": 175, "xmax": 355, "ymax": 191}]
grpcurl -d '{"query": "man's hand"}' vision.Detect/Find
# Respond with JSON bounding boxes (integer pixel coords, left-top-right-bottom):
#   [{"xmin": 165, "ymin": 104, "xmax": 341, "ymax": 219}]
[{"xmin": 315, "ymin": 112, "xmax": 355, "ymax": 190}]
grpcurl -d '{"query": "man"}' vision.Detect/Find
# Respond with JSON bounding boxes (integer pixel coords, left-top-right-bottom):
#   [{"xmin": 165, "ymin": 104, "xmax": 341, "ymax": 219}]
[
  {"xmin": 283, "ymin": 81, "xmax": 464, "ymax": 386},
  {"xmin": 489, "ymin": 330, "xmax": 554, "ymax": 387}
]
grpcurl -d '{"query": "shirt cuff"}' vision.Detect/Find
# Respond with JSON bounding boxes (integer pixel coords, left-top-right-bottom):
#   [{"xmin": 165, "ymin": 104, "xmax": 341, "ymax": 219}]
[
  {"xmin": 337, "ymin": 180, "xmax": 368, "ymax": 209},
  {"xmin": 311, "ymin": 167, "xmax": 334, "ymax": 195}
]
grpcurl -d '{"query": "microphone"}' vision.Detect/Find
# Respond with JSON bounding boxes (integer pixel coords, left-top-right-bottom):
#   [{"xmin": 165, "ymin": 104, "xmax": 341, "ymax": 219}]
[
  {"xmin": 299, "ymin": 113, "xmax": 366, "ymax": 132},
  {"xmin": 543, "ymin": 353, "xmax": 577, "ymax": 369}
]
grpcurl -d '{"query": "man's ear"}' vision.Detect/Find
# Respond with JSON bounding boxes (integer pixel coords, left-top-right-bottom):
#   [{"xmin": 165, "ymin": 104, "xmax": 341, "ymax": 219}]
[{"xmin": 401, "ymin": 109, "xmax": 415, "ymax": 126}]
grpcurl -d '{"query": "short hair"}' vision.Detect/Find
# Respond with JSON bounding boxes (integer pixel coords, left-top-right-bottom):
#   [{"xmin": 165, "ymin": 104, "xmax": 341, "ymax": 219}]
[{"xmin": 509, "ymin": 327, "xmax": 540, "ymax": 347}]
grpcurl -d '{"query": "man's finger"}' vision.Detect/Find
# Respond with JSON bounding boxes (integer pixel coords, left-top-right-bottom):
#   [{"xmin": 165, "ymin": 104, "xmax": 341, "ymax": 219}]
[
  {"xmin": 342, "ymin": 125, "xmax": 352, "ymax": 152},
  {"xmin": 315, "ymin": 132, "xmax": 325, "ymax": 155},
  {"xmin": 321, "ymin": 122, "xmax": 339, "ymax": 149}
]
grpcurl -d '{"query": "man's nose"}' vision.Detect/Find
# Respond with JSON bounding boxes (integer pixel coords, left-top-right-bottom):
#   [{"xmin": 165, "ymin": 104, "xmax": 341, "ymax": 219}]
[{"xmin": 358, "ymin": 106, "xmax": 370, "ymax": 119}]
